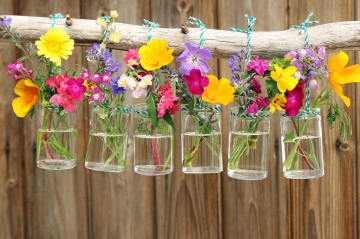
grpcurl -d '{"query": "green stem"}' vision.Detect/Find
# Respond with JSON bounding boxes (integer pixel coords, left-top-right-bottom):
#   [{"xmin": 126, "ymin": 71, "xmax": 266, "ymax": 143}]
[
  {"xmin": 162, "ymin": 136, "xmax": 173, "ymax": 171},
  {"xmin": 157, "ymin": 69, "xmax": 162, "ymax": 87}
]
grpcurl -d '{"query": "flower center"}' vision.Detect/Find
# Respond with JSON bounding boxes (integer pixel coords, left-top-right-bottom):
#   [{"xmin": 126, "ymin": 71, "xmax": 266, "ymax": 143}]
[
  {"xmin": 191, "ymin": 55, "xmax": 198, "ymax": 63},
  {"xmin": 94, "ymin": 94, "xmax": 99, "ymax": 100},
  {"xmin": 47, "ymin": 41, "xmax": 61, "ymax": 53}
]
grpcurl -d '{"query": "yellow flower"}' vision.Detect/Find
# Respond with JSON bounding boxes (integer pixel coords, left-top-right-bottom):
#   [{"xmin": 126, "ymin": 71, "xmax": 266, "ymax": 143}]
[
  {"xmin": 111, "ymin": 10, "xmax": 119, "ymax": 18},
  {"xmin": 35, "ymin": 27, "xmax": 74, "ymax": 66},
  {"xmin": 269, "ymin": 93, "xmax": 287, "ymax": 114},
  {"xmin": 202, "ymin": 75, "xmax": 235, "ymax": 105},
  {"xmin": 97, "ymin": 18, "xmax": 105, "ymax": 25},
  {"xmin": 110, "ymin": 32, "xmax": 120, "ymax": 43},
  {"xmin": 327, "ymin": 51, "xmax": 360, "ymax": 107},
  {"xmin": 270, "ymin": 64, "xmax": 298, "ymax": 93},
  {"xmin": 12, "ymin": 80, "xmax": 39, "ymax": 117},
  {"xmin": 83, "ymin": 79, "xmax": 96, "ymax": 92},
  {"xmin": 138, "ymin": 39, "xmax": 174, "ymax": 71}
]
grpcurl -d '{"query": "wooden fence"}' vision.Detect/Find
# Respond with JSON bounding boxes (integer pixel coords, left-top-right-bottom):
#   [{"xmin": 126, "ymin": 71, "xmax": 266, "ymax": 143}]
[{"xmin": 0, "ymin": 0, "xmax": 359, "ymax": 238}]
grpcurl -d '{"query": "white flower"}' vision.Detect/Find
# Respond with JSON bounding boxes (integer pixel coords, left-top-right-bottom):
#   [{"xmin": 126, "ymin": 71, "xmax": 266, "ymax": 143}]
[
  {"xmin": 138, "ymin": 74, "xmax": 153, "ymax": 89},
  {"xmin": 131, "ymin": 86, "xmax": 146, "ymax": 98},
  {"xmin": 97, "ymin": 108, "xmax": 107, "ymax": 119},
  {"xmin": 118, "ymin": 74, "xmax": 137, "ymax": 90}
]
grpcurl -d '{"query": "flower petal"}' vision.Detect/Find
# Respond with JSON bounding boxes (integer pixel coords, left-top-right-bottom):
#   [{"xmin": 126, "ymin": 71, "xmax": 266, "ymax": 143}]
[
  {"xmin": 197, "ymin": 48, "xmax": 212, "ymax": 60},
  {"xmin": 336, "ymin": 64, "xmax": 360, "ymax": 84},
  {"xmin": 328, "ymin": 51, "xmax": 348, "ymax": 74},
  {"xmin": 179, "ymin": 62, "xmax": 195, "ymax": 75},
  {"xmin": 194, "ymin": 60, "xmax": 210, "ymax": 75},
  {"xmin": 331, "ymin": 83, "xmax": 350, "ymax": 107},
  {"xmin": 184, "ymin": 42, "xmax": 200, "ymax": 55}
]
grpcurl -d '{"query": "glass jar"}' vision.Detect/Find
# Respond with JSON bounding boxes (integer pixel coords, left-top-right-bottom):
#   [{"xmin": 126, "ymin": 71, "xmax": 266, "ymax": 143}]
[
  {"xmin": 85, "ymin": 105, "xmax": 131, "ymax": 172},
  {"xmin": 181, "ymin": 103, "xmax": 222, "ymax": 174},
  {"xmin": 280, "ymin": 108, "xmax": 324, "ymax": 179},
  {"xmin": 133, "ymin": 103, "xmax": 174, "ymax": 176},
  {"xmin": 36, "ymin": 106, "xmax": 77, "ymax": 170},
  {"xmin": 228, "ymin": 107, "xmax": 270, "ymax": 180}
]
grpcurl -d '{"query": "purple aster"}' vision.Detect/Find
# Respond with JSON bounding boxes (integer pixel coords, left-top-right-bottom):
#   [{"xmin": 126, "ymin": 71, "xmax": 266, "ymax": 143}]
[
  {"xmin": 1, "ymin": 16, "xmax": 12, "ymax": 26},
  {"xmin": 110, "ymin": 76, "xmax": 126, "ymax": 95},
  {"xmin": 229, "ymin": 55, "xmax": 239, "ymax": 68},
  {"xmin": 230, "ymin": 76, "xmax": 237, "ymax": 83},
  {"xmin": 176, "ymin": 42, "xmax": 212, "ymax": 75},
  {"xmin": 105, "ymin": 59, "xmax": 122, "ymax": 73}
]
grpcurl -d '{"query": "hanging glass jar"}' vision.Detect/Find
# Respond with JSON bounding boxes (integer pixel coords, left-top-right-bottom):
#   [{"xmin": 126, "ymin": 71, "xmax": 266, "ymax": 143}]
[
  {"xmin": 228, "ymin": 107, "xmax": 270, "ymax": 180},
  {"xmin": 181, "ymin": 103, "xmax": 222, "ymax": 174},
  {"xmin": 281, "ymin": 108, "xmax": 324, "ymax": 179},
  {"xmin": 85, "ymin": 105, "xmax": 131, "ymax": 172},
  {"xmin": 133, "ymin": 103, "xmax": 174, "ymax": 176},
  {"xmin": 36, "ymin": 106, "xmax": 77, "ymax": 170}
]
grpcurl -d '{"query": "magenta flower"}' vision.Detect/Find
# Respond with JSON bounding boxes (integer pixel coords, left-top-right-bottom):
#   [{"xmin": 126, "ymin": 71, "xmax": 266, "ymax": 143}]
[
  {"xmin": 81, "ymin": 70, "xmax": 90, "ymax": 80},
  {"xmin": 250, "ymin": 78, "xmax": 262, "ymax": 94},
  {"xmin": 103, "ymin": 72, "xmax": 112, "ymax": 85},
  {"xmin": 7, "ymin": 60, "xmax": 23, "ymax": 76},
  {"xmin": 176, "ymin": 42, "xmax": 212, "ymax": 75},
  {"xmin": 90, "ymin": 73, "xmax": 103, "ymax": 84},
  {"xmin": 285, "ymin": 85, "xmax": 304, "ymax": 116},
  {"xmin": 89, "ymin": 87, "xmax": 104, "ymax": 103},
  {"xmin": 183, "ymin": 69, "xmax": 209, "ymax": 95},
  {"xmin": 257, "ymin": 96, "xmax": 269, "ymax": 108},
  {"xmin": 66, "ymin": 78, "xmax": 86, "ymax": 98},
  {"xmin": 246, "ymin": 56, "xmax": 268, "ymax": 75},
  {"xmin": 246, "ymin": 101, "xmax": 258, "ymax": 114}
]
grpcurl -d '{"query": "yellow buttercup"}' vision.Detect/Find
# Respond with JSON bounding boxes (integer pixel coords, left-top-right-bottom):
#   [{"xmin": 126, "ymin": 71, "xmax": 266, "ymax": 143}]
[
  {"xmin": 270, "ymin": 64, "xmax": 298, "ymax": 93},
  {"xmin": 138, "ymin": 39, "xmax": 174, "ymax": 71},
  {"xmin": 202, "ymin": 75, "xmax": 235, "ymax": 105}
]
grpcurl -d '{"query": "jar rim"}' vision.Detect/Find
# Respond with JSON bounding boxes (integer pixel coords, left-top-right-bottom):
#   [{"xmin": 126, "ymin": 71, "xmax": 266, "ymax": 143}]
[
  {"xmin": 230, "ymin": 106, "xmax": 270, "ymax": 117},
  {"xmin": 280, "ymin": 107, "xmax": 321, "ymax": 118}
]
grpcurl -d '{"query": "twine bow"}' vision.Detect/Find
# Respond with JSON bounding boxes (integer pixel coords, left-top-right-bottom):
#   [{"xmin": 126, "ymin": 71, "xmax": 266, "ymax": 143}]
[
  {"xmin": 142, "ymin": 19, "xmax": 160, "ymax": 42},
  {"xmin": 143, "ymin": 19, "xmax": 160, "ymax": 96},
  {"xmin": 230, "ymin": 14, "xmax": 256, "ymax": 63},
  {"xmin": 293, "ymin": 12, "xmax": 319, "ymax": 113},
  {"xmin": 186, "ymin": 16, "xmax": 206, "ymax": 49},
  {"xmin": 49, "ymin": 13, "xmax": 65, "ymax": 28}
]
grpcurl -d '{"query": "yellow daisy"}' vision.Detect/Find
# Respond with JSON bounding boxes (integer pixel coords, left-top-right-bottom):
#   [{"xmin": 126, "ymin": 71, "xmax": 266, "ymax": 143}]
[{"xmin": 35, "ymin": 27, "xmax": 74, "ymax": 66}]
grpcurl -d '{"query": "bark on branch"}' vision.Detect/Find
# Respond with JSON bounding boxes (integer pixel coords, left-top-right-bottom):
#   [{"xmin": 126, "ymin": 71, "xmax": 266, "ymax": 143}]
[{"xmin": 1, "ymin": 15, "xmax": 360, "ymax": 59}]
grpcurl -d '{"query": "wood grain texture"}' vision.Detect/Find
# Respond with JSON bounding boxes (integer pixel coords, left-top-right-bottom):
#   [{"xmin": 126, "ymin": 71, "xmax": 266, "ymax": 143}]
[
  {"xmin": 218, "ymin": 1, "xmax": 288, "ymax": 238},
  {"xmin": 288, "ymin": 1, "xmax": 358, "ymax": 238},
  {"xmin": 1, "ymin": 15, "xmax": 360, "ymax": 59}
]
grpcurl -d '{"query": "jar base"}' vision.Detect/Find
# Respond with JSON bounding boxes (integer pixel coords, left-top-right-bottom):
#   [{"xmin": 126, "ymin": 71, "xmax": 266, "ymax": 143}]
[
  {"xmin": 134, "ymin": 165, "xmax": 173, "ymax": 176},
  {"xmin": 37, "ymin": 159, "xmax": 77, "ymax": 170},
  {"xmin": 85, "ymin": 162, "xmax": 125, "ymax": 172},
  {"xmin": 227, "ymin": 169, "xmax": 267, "ymax": 180},
  {"xmin": 283, "ymin": 170, "xmax": 324, "ymax": 179},
  {"xmin": 182, "ymin": 166, "xmax": 223, "ymax": 174}
]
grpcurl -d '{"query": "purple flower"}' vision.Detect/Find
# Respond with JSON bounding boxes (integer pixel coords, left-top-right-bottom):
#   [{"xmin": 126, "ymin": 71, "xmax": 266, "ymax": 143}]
[
  {"xmin": 176, "ymin": 42, "xmax": 212, "ymax": 75},
  {"xmin": 285, "ymin": 49, "xmax": 297, "ymax": 59},
  {"xmin": 229, "ymin": 55, "xmax": 239, "ymax": 68},
  {"xmin": 297, "ymin": 49, "xmax": 313, "ymax": 58},
  {"xmin": 89, "ymin": 87, "xmax": 104, "ymax": 103},
  {"xmin": 246, "ymin": 101, "xmax": 258, "ymax": 114},
  {"xmin": 309, "ymin": 79, "xmax": 318, "ymax": 89},
  {"xmin": 66, "ymin": 78, "xmax": 86, "ymax": 98},
  {"xmin": 110, "ymin": 76, "xmax": 126, "ymax": 95},
  {"xmin": 318, "ymin": 47, "xmax": 326, "ymax": 57},
  {"xmin": 1, "ymin": 16, "xmax": 12, "ymax": 26},
  {"xmin": 90, "ymin": 73, "xmax": 103, "ymax": 84},
  {"xmin": 230, "ymin": 76, "xmax": 237, "ymax": 83},
  {"xmin": 292, "ymin": 63, "xmax": 305, "ymax": 80}
]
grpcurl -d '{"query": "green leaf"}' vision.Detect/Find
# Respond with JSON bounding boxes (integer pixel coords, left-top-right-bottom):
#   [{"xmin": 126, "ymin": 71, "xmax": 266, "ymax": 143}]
[
  {"xmin": 284, "ymin": 139, "xmax": 300, "ymax": 169},
  {"xmin": 18, "ymin": 56, "xmax": 27, "ymax": 62},
  {"xmin": 184, "ymin": 154, "xmax": 198, "ymax": 165},
  {"xmin": 241, "ymin": 72, "xmax": 252, "ymax": 79},
  {"xmin": 245, "ymin": 120, "xmax": 259, "ymax": 133},
  {"xmin": 184, "ymin": 148, "xmax": 191, "ymax": 160},
  {"xmin": 237, "ymin": 107, "xmax": 245, "ymax": 116},
  {"xmin": 265, "ymin": 79, "xmax": 280, "ymax": 98},
  {"xmin": 146, "ymin": 95, "xmax": 159, "ymax": 128},
  {"xmin": 188, "ymin": 99, "xmax": 194, "ymax": 114},
  {"xmin": 15, "ymin": 42, "xmax": 22, "ymax": 49},
  {"xmin": 283, "ymin": 130, "xmax": 295, "ymax": 142},
  {"xmin": 163, "ymin": 111, "xmax": 177, "ymax": 134},
  {"xmin": 46, "ymin": 140, "xmax": 73, "ymax": 159},
  {"xmin": 28, "ymin": 106, "xmax": 35, "ymax": 118}
]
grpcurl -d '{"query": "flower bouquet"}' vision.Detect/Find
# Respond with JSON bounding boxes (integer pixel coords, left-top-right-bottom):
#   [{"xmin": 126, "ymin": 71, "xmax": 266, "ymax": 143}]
[
  {"xmin": 168, "ymin": 42, "xmax": 235, "ymax": 173},
  {"xmin": 227, "ymin": 48, "xmax": 271, "ymax": 180},
  {"xmin": 1, "ymin": 16, "xmax": 82, "ymax": 170},
  {"xmin": 269, "ymin": 45, "xmax": 358, "ymax": 179}
]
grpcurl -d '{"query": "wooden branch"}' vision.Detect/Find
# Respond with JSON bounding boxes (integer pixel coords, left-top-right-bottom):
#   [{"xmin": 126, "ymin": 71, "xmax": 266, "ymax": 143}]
[{"xmin": 1, "ymin": 15, "xmax": 360, "ymax": 59}]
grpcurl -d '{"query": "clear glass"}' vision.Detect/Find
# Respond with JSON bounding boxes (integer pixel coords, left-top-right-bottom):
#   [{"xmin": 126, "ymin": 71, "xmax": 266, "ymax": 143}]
[
  {"xmin": 36, "ymin": 107, "xmax": 77, "ymax": 170},
  {"xmin": 85, "ymin": 105, "xmax": 131, "ymax": 172},
  {"xmin": 181, "ymin": 103, "xmax": 222, "ymax": 174},
  {"xmin": 133, "ymin": 103, "xmax": 174, "ymax": 176},
  {"xmin": 281, "ymin": 108, "xmax": 324, "ymax": 179},
  {"xmin": 228, "ymin": 107, "xmax": 270, "ymax": 180}
]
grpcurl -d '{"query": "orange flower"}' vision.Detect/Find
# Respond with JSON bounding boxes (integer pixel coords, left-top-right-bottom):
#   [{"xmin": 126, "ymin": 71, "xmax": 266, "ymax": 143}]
[
  {"xmin": 328, "ymin": 51, "xmax": 360, "ymax": 107},
  {"xmin": 202, "ymin": 75, "xmax": 235, "ymax": 105},
  {"xmin": 12, "ymin": 80, "xmax": 39, "ymax": 117}
]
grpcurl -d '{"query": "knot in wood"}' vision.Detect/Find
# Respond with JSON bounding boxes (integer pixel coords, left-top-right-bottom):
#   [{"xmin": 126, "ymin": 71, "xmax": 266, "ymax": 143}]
[
  {"xmin": 339, "ymin": 142, "xmax": 350, "ymax": 152},
  {"xmin": 66, "ymin": 14, "xmax": 73, "ymax": 26}
]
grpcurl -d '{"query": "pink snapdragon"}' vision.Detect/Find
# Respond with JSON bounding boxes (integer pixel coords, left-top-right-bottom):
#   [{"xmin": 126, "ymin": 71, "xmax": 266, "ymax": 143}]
[
  {"xmin": 124, "ymin": 48, "xmax": 140, "ymax": 66},
  {"xmin": 257, "ymin": 96, "xmax": 269, "ymax": 108},
  {"xmin": 246, "ymin": 56, "xmax": 268, "ymax": 75},
  {"xmin": 81, "ymin": 70, "xmax": 90, "ymax": 80},
  {"xmin": 103, "ymin": 72, "xmax": 112, "ymax": 85},
  {"xmin": 246, "ymin": 101, "xmax": 258, "ymax": 114},
  {"xmin": 7, "ymin": 60, "xmax": 33, "ymax": 80},
  {"xmin": 89, "ymin": 87, "xmax": 104, "ymax": 103},
  {"xmin": 90, "ymin": 73, "xmax": 103, "ymax": 84},
  {"xmin": 156, "ymin": 83, "xmax": 179, "ymax": 117}
]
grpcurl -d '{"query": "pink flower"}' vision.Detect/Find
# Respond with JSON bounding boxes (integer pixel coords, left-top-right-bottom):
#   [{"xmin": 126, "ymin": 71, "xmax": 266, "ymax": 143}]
[
  {"xmin": 309, "ymin": 79, "xmax": 318, "ymax": 89},
  {"xmin": 250, "ymin": 78, "xmax": 262, "ymax": 94},
  {"xmin": 257, "ymin": 96, "xmax": 269, "ymax": 108},
  {"xmin": 246, "ymin": 56, "xmax": 268, "ymax": 75},
  {"xmin": 124, "ymin": 48, "xmax": 140, "ymax": 65},
  {"xmin": 81, "ymin": 70, "xmax": 90, "ymax": 80},
  {"xmin": 183, "ymin": 69, "xmax": 209, "ymax": 95},
  {"xmin": 246, "ymin": 101, "xmax": 258, "ymax": 114},
  {"xmin": 90, "ymin": 73, "xmax": 103, "ymax": 84},
  {"xmin": 89, "ymin": 87, "xmax": 104, "ymax": 103},
  {"xmin": 66, "ymin": 78, "xmax": 86, "ymax": 98},
  {"xmin": 285, "ymin": 84, "xmax": 304, "ymax": 116},
  {"xmin": 14, "ymin": 72, "xmax": 21, "ymax": 81},
  {"xmin": 103, "ymin": 72, "xmax": 112, "ymax": 85},
  {"xmin": 131, "ymin": 86, "xmax": 145, "ymax": 98},
  {"xmin": 7, "ymin": 60, "xmax": 23, "ymax": 74},
  {"xmin": 156, "ymin": 83, "xmax": 179, "ymax": 118}
]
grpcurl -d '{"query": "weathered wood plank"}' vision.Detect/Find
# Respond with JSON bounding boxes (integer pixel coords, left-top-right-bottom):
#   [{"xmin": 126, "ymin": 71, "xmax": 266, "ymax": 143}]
[
  {"xmin": 287, "ymin": 2, "xmax": 357, "ymax": 238},
  {"xmin": 218, "ymin": 1, "xmax": 288, "ymax": 238},
  {"xmin": 2, "ymin": 15, "xmax": 360, "ymax": 59}
]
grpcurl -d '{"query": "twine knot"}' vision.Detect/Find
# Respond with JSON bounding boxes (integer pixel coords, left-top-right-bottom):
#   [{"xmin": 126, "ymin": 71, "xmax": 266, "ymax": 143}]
[
  {"xmin": 49, "ymin": 13, "xmax": 65, "ymax": 28},
  {"xmin": 142, "ymin": 19, "xmax": 160, "ymax": 41},
  {"xmin": 186, "ymin": 16, "xmax": 206, "ymax": 49},
  {"xmin": 292, "ymin": 12, "xmax": 318, "ymax": 46}
]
